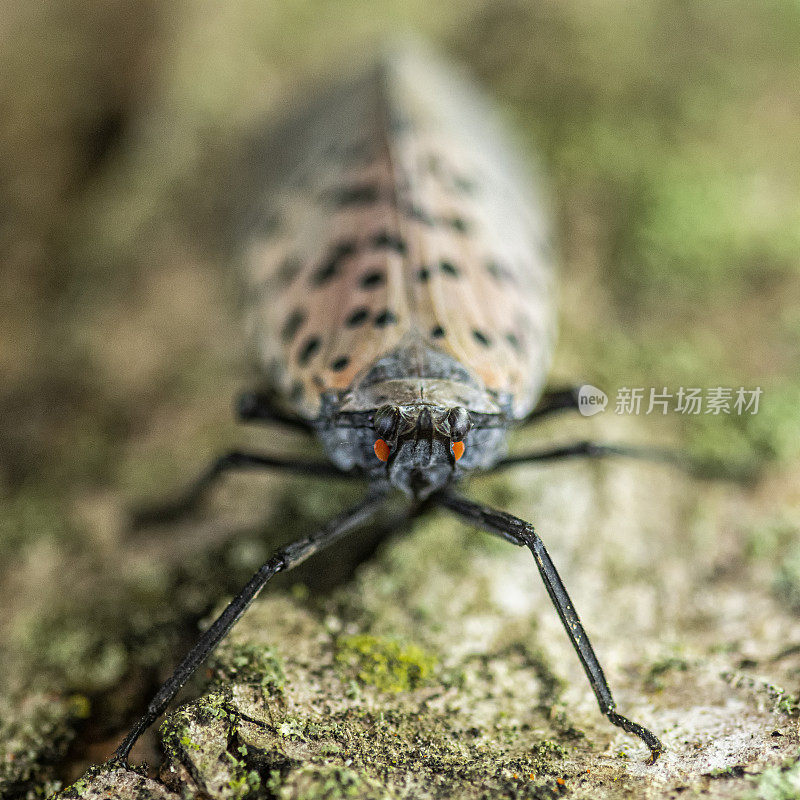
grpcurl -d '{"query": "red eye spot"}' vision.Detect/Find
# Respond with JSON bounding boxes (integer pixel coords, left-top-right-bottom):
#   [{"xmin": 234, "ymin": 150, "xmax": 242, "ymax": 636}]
[
  {"xmin": 374, "ymin": 439, "xmax": 390, "ymax": 462},
  {"xmin": 452, "ymin": 441, "xmax": 465, "ymax": 461}
]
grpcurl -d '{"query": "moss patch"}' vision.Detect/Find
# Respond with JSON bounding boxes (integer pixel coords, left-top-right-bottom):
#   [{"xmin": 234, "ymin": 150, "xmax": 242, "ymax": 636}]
[
  {"xmin": 335, "ymin": 634, "xmax": 437, "ymax": 693},
  {"xmin": 266, "ymin": 764, "xmax": 387, "ymax": 800}
]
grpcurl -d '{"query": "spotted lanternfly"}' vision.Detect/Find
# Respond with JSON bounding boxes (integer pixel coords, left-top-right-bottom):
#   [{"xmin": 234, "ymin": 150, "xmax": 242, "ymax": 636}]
[{"xmin": 111, "ymin": 44, "xmax": 663, "ymax": 765}]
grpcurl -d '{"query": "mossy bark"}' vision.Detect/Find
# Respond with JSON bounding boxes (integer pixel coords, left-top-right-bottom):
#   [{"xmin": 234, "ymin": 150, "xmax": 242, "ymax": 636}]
[{"xmin": 54, "ymin": 446, "xmax": 800, "ymax": 799}]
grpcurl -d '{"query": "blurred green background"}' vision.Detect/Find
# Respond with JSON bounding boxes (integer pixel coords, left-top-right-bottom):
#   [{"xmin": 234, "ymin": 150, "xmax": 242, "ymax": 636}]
[{"xmin": 1, "ymin": 0, "xmax": 799, "ymax": 795}]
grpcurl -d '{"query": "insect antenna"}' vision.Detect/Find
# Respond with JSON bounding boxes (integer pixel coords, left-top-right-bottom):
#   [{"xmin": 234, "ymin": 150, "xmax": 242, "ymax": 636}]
[
  {"xmin": 110, "ymin": 489, "xmax": 389, "ymax": 765},
  {"xmin": 437, "ymin": 492, "xmax": 664, "ymax": 764}
]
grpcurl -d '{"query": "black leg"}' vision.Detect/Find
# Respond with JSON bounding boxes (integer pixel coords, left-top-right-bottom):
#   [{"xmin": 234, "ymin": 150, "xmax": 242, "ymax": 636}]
[
  {"xmin": 236, "ymin": 390, "xmax": 314, "ymax": 433},
  {"xmin": 131, "ymin": 451, "xmax": 360, "ymax": 528},
  {"xmin": 490, "ymin": 440, "xmax": 684, "ymax": 472},
  {"xmin": 110, "ymin": 490, "xmax": 389, "ymax": 765},
  {"xmin": 519, "ymin": 386, "xmax": 582, "ymax": 425},
  {"xmin": 438, "ymin": 492, "xmax": 664, "ymax": 764}
]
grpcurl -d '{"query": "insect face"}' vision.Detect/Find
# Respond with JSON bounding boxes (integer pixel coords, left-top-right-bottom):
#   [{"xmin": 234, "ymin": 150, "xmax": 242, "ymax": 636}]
[{"xmin": 372, "ymin": 403, "xmax": 471, "ymax": 499}]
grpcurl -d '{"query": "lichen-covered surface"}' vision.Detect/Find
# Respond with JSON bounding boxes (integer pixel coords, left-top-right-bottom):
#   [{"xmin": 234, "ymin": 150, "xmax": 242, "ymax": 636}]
[
  {"xmin": 48, "ymin": 459, "xmax": 800, "ymax": 799},
  {"xmin": 2, "ymin": 1, "xmax": 800, "ymax": 799}
]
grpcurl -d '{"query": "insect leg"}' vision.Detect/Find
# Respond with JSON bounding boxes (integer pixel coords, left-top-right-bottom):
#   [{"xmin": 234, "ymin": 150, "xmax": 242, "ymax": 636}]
[
  {"xmin": 490, "ymin": 440, "xmax": 684, "ymax": 472},
  {"xmin": 438, "ymin": 492, "xmax": 664, "ymax": 764},
  {"xmin": 110, "ymin": 489, "xmax": 389, "ymax": 766},
  {"xmin": 131, "ymin": 451, "xmax": 359, "ymax": 528},
  {"xmin": 236, "ymin": 390, "xmax": 314, "ymax": 432}
]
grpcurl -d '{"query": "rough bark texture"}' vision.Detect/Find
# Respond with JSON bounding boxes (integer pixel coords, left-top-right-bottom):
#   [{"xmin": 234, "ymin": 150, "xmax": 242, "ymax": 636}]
[{"xmin": 53, "ymin": 442, "xmax": 800, "ymax": 799}]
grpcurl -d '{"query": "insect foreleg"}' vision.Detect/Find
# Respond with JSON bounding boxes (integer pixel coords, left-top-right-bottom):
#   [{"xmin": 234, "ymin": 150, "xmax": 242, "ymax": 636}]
[
  {"xmin": 131, "ymin": 451, "xmax": 359, "ymax": 528},
  {"xmin": 438, "ymin": 492, "xmax": 664, "ymax": 764},
  {"xmin": 490, "ymin": 440, "xmax": 684, "ymax": 472},
  {"xmin": 110, "ymin": 489, "xmax": 389, "ymax": 765}
]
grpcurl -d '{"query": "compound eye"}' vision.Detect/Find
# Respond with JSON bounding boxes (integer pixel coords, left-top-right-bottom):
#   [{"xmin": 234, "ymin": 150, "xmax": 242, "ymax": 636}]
[
  {"xmin": 373, "ymin": 404, "xmax": 400, "ymax": 439},
  {"xmin": 447, "ymin": 406, "xmax": 472, "ymax": 441}
]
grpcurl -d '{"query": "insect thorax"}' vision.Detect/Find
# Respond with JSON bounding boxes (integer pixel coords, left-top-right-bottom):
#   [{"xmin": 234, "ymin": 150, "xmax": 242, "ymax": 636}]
[{"xmin": 316, "ymin": 343, "xmax": 511, "ymax": 497}]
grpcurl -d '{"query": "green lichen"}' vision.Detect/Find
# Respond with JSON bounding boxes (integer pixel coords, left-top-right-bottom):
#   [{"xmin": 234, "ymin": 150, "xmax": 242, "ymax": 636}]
[
  {"xmin": 745, "ymin": 754, "xmax": 800, "ymax": 800},
  {"xmin": 266, "ymin": 764, "xmax": 389, "ymax": 800},
  {"xmin": 529, "ymin": 740, "xmax": 568, "ymax": 761},
  {"xmin": 278, "ymin": 718, "xmax": 308, "ymax": 742},
  {"xmin": 159, "ymin": 691, "xmax": 233, "ymax": 761},
  {"xmin": 0, "ymin": 692, "xmax": 75, "ymax": 798},
  {"xmin": 160, "ymin": 693, "xmax": 264, "ymax": 800},
  {"xmin": 776, "ymin": 695, "xmax": 800, "ymax": 718},
  {"xmin": 225, "ymin": 764, "xmax": 262, "ymax": 799},
  {"xmin": 774, "ymin": 547, "xmax": 800, "ymax": 613},
  {"xmin": 644, "ymin": 656, "xmax": 689, "ymax": 692},
  {"xmin": 335, "ymin": 634, "xmax": 437, "ymax": 693},
  {"xmin": 208, "ymin": 641, "xmax": 286, "ymax": 694}
]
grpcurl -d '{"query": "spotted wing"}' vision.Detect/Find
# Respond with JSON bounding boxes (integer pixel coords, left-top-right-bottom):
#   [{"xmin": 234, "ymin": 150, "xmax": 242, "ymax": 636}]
[
  {"xmin": 242, "ymin": 65, "xmax": 416, "ymax": 419},
  {"xmin": 384, "ymin": 47, "xmax": 556, "ymax": 418},
  {"xmin": 242, "ymin": 44, "xmax": 555, "ymax": 419}
]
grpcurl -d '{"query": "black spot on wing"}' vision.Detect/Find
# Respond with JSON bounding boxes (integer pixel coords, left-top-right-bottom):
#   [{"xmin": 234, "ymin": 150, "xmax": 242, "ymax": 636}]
[
  {"xmin": 360, "ymin": 270, "xmax": 385, "ymax": 289},
  {"xmin": 425, "ymin": 153, "xmax": 443, "ymax": 174},
  {"xmin": 401, "ymin": 205, "xmax": 470, "ymax": 233},
  {"xmin": 389, "ymin": 114, "xmax": 413, "ymax": 134},
  {"xmin": 417, "ymin": 267, "xmax": 431, "ymax": 282},
  {"xmin": 261, "ymin": 210, "xmax": 283, "ymax": 236},
  {"xmin": 281, "ymin": 309, "xmax": 305, "ymax": 342},
  {"xmin": 452, "ymin": 174, "xmax": 477, "ymax": 194},
  {"xmin": 472, "ymin": 330, "xmax": 491, "ymax": 347},
  {"xmin": 440, "ymin": 260, "xmax": 459, "ymax": 277},
  {"xmin": 446, "ymin": 216, "xmax": 469, "ymax": 233},
  {"xmin": 297, "ymin": 336, "xmax": 321, "ymax": 366},
  {"xmin": 330, "ymin": 356, "xmax": 350, "ymax": 371},
  {"xmin": 313, "ymin": 241, "xmax": 357, "ymax": 285},
  {"xmin": 371, "ymin": 231, "xmax": 407, "ymax": 254},
  {"xmin": 374, "ymin": 309, "xmax": 398, "ymax": 327},
  {"xmin": 486, "ymin": 260, "xmax": 516, "ymax": 283},
  {"xmin": 505, "ymin": 332, "xmax": 522, "ymax": 351},
  {"xmin": 405, "ymin": 204, "xmax": 435, "ymax": 225},
  {"xmin": 346, "ymin": 307, "xmax": 370, "ymax": 327},
  {"xmin": 430, "ymin": 325, "xmax": 445, "ymax": 339}
]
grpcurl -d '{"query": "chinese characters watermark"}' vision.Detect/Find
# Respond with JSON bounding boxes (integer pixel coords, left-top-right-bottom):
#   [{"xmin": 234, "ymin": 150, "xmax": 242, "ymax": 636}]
[{"xmin": 578, "ymin": 385, "xmax": 762, "ymax": 417}]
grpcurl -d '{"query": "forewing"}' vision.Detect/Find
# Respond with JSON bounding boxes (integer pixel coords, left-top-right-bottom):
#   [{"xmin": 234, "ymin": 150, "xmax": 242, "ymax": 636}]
[
  {"xmin": 384, "ymin": 47, "xmax": 556, "ymax": 418},
  {"xmin": 243, "ymin": 68, "xmax": 413, "ymax": 418},
  {"xmin": 242, "ymin": 45, "xmax": 556, "ymax": 419}
]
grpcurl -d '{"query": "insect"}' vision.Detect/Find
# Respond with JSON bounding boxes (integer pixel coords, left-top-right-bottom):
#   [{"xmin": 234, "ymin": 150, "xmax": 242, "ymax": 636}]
[{"xmin": 110, "ymin": 44, "xmax": 664, "ymax": 765}]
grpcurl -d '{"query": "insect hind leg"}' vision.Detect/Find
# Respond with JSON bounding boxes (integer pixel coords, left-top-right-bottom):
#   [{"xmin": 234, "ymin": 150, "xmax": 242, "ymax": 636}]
[{"xmin": 437, "ymin": 491, "xmax": 664, "ymax": 764}]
